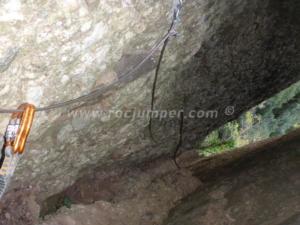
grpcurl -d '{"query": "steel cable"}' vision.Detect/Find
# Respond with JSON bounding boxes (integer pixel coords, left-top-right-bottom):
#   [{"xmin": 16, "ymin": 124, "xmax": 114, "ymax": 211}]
[{"xmin": 0, "ymin": 0, "xmax": 182, "ymax": 114}]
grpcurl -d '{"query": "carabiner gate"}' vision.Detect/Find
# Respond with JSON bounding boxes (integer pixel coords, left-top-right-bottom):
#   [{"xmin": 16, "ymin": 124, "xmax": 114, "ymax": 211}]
[
  {"xmin": 0, "ymin": 103, "xmax": 35, "ymax": 199},
  {"xmin": 9, "ymin": 103, "xmax": 36, "ymax": 154}
]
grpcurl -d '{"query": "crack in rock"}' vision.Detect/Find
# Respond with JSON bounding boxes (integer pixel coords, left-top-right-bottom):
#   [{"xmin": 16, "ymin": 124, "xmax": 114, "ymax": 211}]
[{"xmin": 0, "ymin": 47, "xmax": 19, "ymax": 73}]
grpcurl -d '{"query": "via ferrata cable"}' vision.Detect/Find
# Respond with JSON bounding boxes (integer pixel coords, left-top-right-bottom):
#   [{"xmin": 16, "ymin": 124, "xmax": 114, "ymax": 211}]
[
  {"xmin": 0, "ymin": 0, "xmax": 183, "ymax": 115},
  {"xmin": 148, "ymin": 0, "xmax": 183, "ymax": 141}
]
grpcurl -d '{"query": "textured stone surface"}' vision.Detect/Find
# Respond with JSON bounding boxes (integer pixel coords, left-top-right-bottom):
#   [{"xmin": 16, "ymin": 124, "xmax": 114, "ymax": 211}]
[
  {"xmin": 163, "ymin": 129, "xmax": 300, "ymax": 225},
  {"xmin": 0, "ymin": 0, "xmax": 298, "ymax": 200},
  {"xmin": 39, "ymin": 158, "xmax": 200, "ymax": 225},
  {"xmin": 1, "ymin": 127, "xmax": 298, "ymax": 225},
  {"xmin": 0, "ymin": 154, "xmax": 200, "ymax": 225}
]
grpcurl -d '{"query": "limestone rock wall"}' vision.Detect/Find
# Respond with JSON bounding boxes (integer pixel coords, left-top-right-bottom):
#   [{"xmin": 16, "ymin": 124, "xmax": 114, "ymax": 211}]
[{"xmin": 0, "ymin": 0, "xmax": 299, "ymax": 200}]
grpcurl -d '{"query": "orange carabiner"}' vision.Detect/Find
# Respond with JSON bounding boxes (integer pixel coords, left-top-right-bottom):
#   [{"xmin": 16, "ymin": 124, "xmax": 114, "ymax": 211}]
[
  {"xmin": 6, "ymin": 103, "xmax": 36, "ymax": 154},
  {"xmin": 0, "ymin": 103, "xmax": 35, "ymax": 199}
]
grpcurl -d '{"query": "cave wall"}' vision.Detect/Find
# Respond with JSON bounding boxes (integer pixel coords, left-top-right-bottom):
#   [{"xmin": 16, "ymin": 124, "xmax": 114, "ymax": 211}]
[
  {"xmin": 0, "ymin": 0, "xmax": 299, "ymax": 199},
  {"xmin": 163, "ymin": 129, "xmax": 300, "ymax": 225}
]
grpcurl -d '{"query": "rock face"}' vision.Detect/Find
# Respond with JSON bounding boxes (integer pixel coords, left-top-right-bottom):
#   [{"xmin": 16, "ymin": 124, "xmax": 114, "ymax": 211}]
[
  {"xmin": 0, "ymin": 0, "xmax": 299, "ymax": 200},
  {"xmin": 1, "ymin": 124, "xmax": 298, "ymax": 225},
  {"xmin": 163, "ymin": 129, "xmax": 300, "ymax": 225},
  {"xmin": 38, "ymin": 158, "xmax": 201, "ymax": 225},
  {"xmin": 0, "ymin": 155, "xmax": 201, "ymax": 225}
]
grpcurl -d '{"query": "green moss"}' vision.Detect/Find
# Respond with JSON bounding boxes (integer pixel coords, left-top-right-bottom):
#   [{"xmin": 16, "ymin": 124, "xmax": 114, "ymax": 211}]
[
  {"xmin": 40, "ymin": 195, "xmax": 73, "ymax": 218},
  {"xmin": 199, "ymin": 126, "xmax": 237, "ymax": 157},
  {"xmin": 200, "ymin": 140, "xmax": 235, "ymax": 157},
  {"xmin": 63, "ymin": 196, "xmax": 73, "ymax": 209}
]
